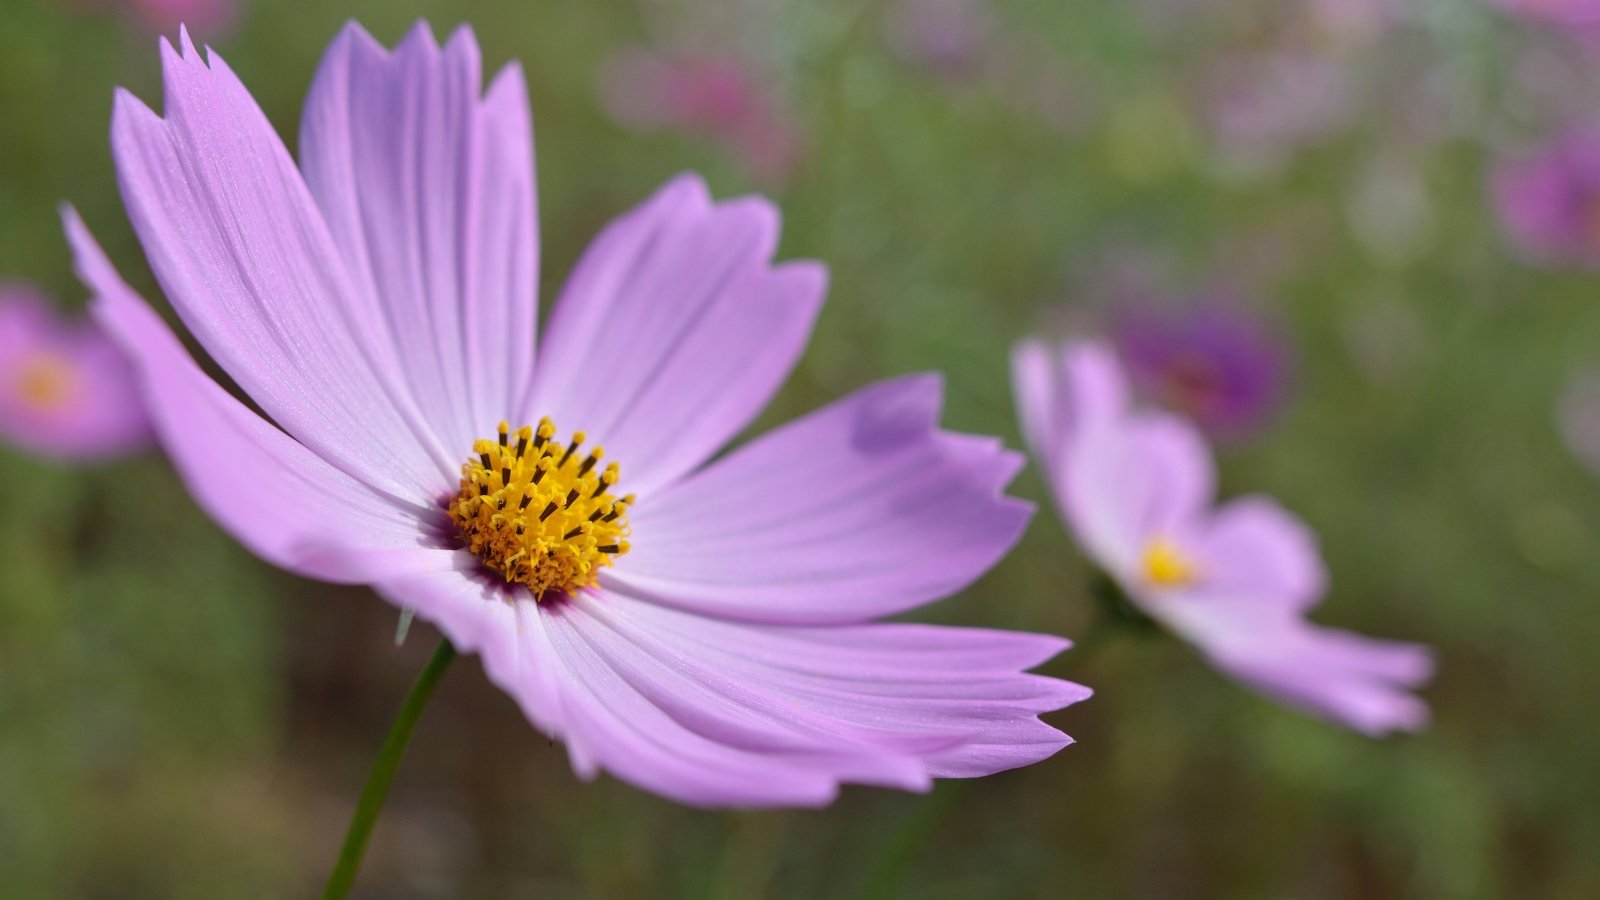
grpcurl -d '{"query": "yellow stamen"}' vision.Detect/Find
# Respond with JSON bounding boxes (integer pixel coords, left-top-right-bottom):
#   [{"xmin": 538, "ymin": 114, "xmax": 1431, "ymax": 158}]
[
  {"xmin": 13, "ymin": 352, "xmax": 78, "ymax": 412},
  {"xmin": 448, "ymin": 418, "xmax": 632, "ymax": 600},
  {"xmin": 1140, "ymin": 537, "xmax": 1198, "ymax": 588}
]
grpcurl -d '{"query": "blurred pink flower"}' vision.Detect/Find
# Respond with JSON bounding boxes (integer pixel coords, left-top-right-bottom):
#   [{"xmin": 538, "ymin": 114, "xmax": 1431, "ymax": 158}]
[
  {"xmin": 128, "ymin": 0, "xmax": 238, "ymax": 33},
  {"xmin": 884, "ymin": 0, "xmax": 993, "ymax": 79},
  {"xmin": 1013, "ymin": 339, "xmax": 1433, "ymax": 736},
  {"xmin": 1493, "ymin": 126, "xmax": 1600, "ymax": 268},
  {"xmin": 599, "ymin": 47, "xmax": 802, "ymax": 184},
  {"xmin": 64, "ymin": 0, "xmax": 240, "ymax": 35},
  {"xmin": 0, "ymin": 282, "xmax": 149, "ymax": 462},
  {"xmin": 1500, "ymin": 0, "xmax": 1600, "ymax": 28},
  {"xmin": 1111, "ymin": 295, "xmax": 1292, "ymax": 442},
  {"xmin": 1308, "ymin": 0, "xmax": 1399, "ymax": 45},
  {"xmin": 69, "ymin": 22, "xmax": 1086, "ymax": 807},
  {"xmin": 1202, "ymin": 51, "xmax": 1357, "ymax": 177}
]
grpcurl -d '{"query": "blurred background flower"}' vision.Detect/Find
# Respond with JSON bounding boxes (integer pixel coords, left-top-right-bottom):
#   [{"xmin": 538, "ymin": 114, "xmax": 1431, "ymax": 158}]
[
  {"xmin": 1013, "ymin": 338, "xmax": 1432, "ymax": 736},
  {"xmin": 883, "ymin": 0, "xmax": 992, "ymax": 80},
  {"xmin": 1493, "ymin": 126, "xmax": 1600, "ymax": 267},
  {"xmin": 62, "ymin": 0, "xmax": 241, "ymax": 34},
  {"xmin": 0, "ymin": 281, "xmax": 148, "ymax": 462},
  {"xmin": 1500, "ymin": 0, "xmax": 1600, "ymax": 29},
  {"xmin": 598, "ymin": 46, "xmax": 802, "ymax": 185},
  {"xmin": 1110, "ymin": 293, "xmax": 1292, "ymax": 443}
]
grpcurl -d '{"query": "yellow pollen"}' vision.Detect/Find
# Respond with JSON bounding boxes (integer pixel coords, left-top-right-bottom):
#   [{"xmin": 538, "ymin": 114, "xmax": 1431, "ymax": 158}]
[
  {"xmin": 13, "ymin": 352, "xmax": 78, "ymax": 412},
  {"xmin": 1140, "ymin": 537, "xmax": 1198, "ymax": 588},
  {"xmin": 448, "ymin": 418, "xmax": 632, "ymax": 599}
]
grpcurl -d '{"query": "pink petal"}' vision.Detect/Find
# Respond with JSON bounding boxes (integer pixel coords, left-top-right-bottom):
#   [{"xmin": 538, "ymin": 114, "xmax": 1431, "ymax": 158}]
[
  {"xmin": 375, "ymin": 563, "xmax": 570, "ymax": 739},
  {"xmin": 1064, "ymin": 410, "xmax": 1215, "ymax": 578},
  {"xmin": 1010, "ymin": 338, "xmax": 1131, "ymax": 486},
  {"xmin": 300, "ymin": 23, "xmax": 538, "ymax": 452},
  {"xmin": 1198, "ymin": 617, "xmax": 1433, "ymax": 736},
  {"xmin": 530, "ymin": 589, "xmax": 1082, "ymax": 808},
  {"xmin": 1177, "ymin": 495, "xmax": 1328, "ymax": 613},
  {"xmin": 67, "ymin": 208, "xmax": 455, "ymax": 584},
  {"xmin": 1011, "ymin": 339, "xmax": 1068, "ymax": 482},
  {"xmin": 110, "ymin": 30, "xmax": 454, "ymax": 503},
  {"xmin": 611, "ymin": 375, "xmax": 1033, "ymax": 624},
  {"xmin": 523, "ymin": 173, "xmax": 825, "ymax": 496}
]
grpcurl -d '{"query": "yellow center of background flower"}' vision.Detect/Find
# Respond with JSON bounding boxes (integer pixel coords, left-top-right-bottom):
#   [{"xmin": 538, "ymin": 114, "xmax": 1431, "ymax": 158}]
[
  {"xmin": 448, "ymin": 418, "xmax": 632, "ymax": 599},
  {"xmin": 1140, "ymin": 537, "xmax": 1198, "ymax": 588},
  {"xmin": 14, "ymin": 352, "xmax": 78, "ymax": 412}
]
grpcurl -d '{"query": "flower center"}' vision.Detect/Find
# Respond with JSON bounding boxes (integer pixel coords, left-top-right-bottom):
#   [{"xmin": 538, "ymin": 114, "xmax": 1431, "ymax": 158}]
[
  {"xmin": 13, "ymin": 352, "xmax": 78, "ymax": 412},
  {"xmin": 1160, "ymin": 353, "xmax": 1222, "ymax": 418},
  {"xmin": 1140, "ymin": 536, "xmax": 1198, "ymax": 588},
  {"xmin": 448, "ymin": 419, "xmax": 632, "ymax": 599}
]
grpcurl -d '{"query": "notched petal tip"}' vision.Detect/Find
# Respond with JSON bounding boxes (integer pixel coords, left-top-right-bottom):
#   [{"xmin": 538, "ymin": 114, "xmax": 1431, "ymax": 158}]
[
  {"xmin": 444, "ymin": 22, "xmax": 484, "ymax": 60},
  {"xmin": 402, "ymin": 18, "xmax": 441, "ymax": 49}
]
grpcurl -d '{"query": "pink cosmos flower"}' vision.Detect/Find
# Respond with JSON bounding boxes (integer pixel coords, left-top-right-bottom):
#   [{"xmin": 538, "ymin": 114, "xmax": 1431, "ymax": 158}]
[
  {"xmin": 65, "ymin": 22, "xmax": 1086, "ymax": 807},
  {"xmin": 1012, "ymin": 339, "xmax": 1431, "ymax": 736},
  {"xmin": 598, "ymin": 47, "xmax": 802, "ymax": 185},
  {"xmin": 0, "ymin": 282, "xmax": 149, "ymax": 462},
  {"xmin": 1493, "ymin": 127, "xmax": 1600, "ymax": 268}
]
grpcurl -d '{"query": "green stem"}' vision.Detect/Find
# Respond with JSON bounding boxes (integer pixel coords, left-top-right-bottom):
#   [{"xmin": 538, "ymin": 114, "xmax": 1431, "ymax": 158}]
[
  {"xmin": 855, "ymin": 780, "xmax": 969, "ymax": 899},
  {"xmin": 323, "ymin": 638, "xmax": 457, "ymax": 899}
]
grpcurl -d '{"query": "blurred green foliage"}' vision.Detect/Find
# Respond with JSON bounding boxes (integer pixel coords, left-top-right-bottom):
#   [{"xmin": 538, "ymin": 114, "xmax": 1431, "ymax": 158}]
[{"xmin": 4, "ymin": 0, "xmax": 1600, "ymax": 896}]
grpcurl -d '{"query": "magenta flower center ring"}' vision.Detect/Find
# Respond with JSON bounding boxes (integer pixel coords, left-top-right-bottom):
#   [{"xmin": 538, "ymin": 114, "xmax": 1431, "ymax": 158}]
[{"xmin": 448, "ymin": 418, "xmax": 633, "ymax": 599}]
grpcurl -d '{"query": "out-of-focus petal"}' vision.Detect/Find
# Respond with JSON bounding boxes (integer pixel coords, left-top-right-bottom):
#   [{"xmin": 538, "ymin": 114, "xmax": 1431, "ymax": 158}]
[
  {"xmin": 611, "ymin": 375, "xmax": 1033, "ymax": 624},
  {"xmin": 1064, "ymin": 410, "xmax": 1214, "ymax": 576},
  {"xmin": 513, "ymin": 589, "xmax": 1082, "ymax": 808},
  {"xmin": 1010, "ymin": 338, "xmax": 1132, "ymax": 503},
  {"xmin": 300, "ymin": 22, "xmax": 538, "ymax": 452},
  {"xmin": 524, "ymin": 173, "xmax": 825, "ymax": 496},
  {"xmin": 110, "ymin": 30, "xmax": 453, "ymax": 503},
  {"xmin": 1188, "ymin": 612, "xmax": 1433, "ymax": 736},
  {"xmin": 1177, "ymin": 495, "xmax": 1327, "ymax": 613},
  {"xmin": 68, "ymin": 208, "xmax": 454, "ymax": 584}
]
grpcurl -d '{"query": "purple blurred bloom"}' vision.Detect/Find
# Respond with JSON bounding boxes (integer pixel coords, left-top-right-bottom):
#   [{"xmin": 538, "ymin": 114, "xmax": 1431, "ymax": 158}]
[
  {"xmin": 68, "ymin": 22, "xmax": 1086, "ymax": 808},
  {"xmin": 1111, "ymin": 298, "xmax": 1291, "ymax": 442},
  {"xmin": 1012, "ymin": 339, "xmax": 1432, "ymax": 736},
  {"xmin": 1493, "ymin": 127, "xmax": 1600, "ymax": 268},
  {"xmin": 0, "ymin": 282, "xmax": 149, "ymax": 462},
  {"xmin": 599, "ymin": 47, "xmax": 802, "ymax": 184},
  {"xmin": 1499, "ymin": 0, "xmax": 1600, "ymax": 27}
]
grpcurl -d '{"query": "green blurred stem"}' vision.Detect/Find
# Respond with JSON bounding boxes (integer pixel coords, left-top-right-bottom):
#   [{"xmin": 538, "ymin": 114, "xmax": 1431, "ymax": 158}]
[
  {"xmin": 323, "ymin": 638, "xmax": 457, "ymax": 900},
  {"xmin": 856, "ymin": 780, "xmax": 969, "ymax": 900}
]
